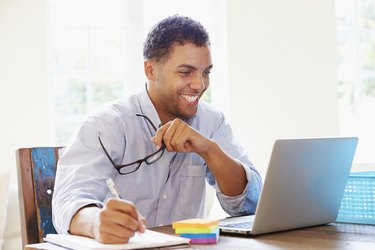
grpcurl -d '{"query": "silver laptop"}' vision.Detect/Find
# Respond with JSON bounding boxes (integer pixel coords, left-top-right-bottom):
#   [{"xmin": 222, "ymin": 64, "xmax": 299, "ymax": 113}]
[{"xmin": 219, "ymin": 137, "xmax": 358, "ymax": 235}]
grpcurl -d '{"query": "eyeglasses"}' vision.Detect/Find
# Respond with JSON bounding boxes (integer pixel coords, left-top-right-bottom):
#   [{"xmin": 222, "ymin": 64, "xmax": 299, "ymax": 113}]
[{"xmin": 98, "ymin": 113, "xmax": 165, "ymax": 175}]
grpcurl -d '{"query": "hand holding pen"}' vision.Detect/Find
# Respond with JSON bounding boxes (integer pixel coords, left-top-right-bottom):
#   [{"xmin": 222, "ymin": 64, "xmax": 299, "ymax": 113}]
[
  {"xmin": 90, "ymin": 178, "xmax": 146, "ymax": 243},
  {"xmin": 107, "ymin": 178, "xmax": 146, "ymax": 232}
]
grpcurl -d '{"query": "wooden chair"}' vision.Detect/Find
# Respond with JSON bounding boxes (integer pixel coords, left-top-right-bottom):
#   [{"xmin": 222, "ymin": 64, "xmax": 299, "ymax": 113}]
[{"xmin": 16, "ymin": 147, "xmax": 64, "ymax": 247}]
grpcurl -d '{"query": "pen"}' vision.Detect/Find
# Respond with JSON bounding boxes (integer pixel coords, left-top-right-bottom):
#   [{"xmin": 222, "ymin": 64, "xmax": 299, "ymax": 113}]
[
  {"xmin": 106, "ymin": 178, "xmax": 144, "ymax": 238},
  {"xmin": 106, "ymin": 178, "xmax": 121, "ymax": 199}
]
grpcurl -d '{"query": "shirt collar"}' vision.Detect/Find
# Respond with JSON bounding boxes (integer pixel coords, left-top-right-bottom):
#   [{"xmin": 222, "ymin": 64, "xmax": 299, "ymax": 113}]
[{"xmin": 137, "ymin": 83, "xmax": 162, "ymax": 129}]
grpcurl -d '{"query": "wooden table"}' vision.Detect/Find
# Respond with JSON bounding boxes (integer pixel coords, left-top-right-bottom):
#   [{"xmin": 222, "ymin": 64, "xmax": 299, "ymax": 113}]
[
  {"xmin": 152, "ymin": 223, "xmax": 375, "ymax": 249},
  {"xmin": 25, "ymin": 223, "xmax": 375, "ymax": 249}
]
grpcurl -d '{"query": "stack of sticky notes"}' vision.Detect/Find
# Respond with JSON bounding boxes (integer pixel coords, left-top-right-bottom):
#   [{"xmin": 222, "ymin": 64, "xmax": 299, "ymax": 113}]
[{"xmin": 172, "ymin": 218, "xmax": 219, "ymax": 244}]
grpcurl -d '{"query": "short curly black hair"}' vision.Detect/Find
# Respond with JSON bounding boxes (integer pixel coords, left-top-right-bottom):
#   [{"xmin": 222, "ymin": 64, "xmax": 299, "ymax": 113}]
[{"xmin": 143, "ymin": 15, "xmax": 210, "ymax": 62}]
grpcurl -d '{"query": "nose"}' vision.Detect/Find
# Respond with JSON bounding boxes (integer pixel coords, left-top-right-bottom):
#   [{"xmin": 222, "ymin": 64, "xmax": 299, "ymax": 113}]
[{"xmin": 190, "ymin": 72, "xmax": 206, "ymax": 91}]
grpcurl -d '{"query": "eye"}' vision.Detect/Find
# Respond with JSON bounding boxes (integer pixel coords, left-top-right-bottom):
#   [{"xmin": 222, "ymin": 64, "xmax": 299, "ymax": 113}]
[
  {"xmin": 179, "ymin": 71, "xmax": 191, "ymax": 76},
  {"xmin": 203, "ymin": 70, "xmax": 211, "ymax": 77}
]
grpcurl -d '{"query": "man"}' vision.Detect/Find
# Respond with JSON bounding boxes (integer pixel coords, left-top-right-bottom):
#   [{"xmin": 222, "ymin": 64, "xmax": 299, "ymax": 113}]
[{"xmin": 52, "ymin": 15, "xmax": 262, "ymax": 244}]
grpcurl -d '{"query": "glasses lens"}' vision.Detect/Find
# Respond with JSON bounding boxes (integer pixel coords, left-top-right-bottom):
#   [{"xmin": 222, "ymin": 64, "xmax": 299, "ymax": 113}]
[
  {"xmin": 119, "ymin": 164, "xmax": 140, "ymax": 175},
  {"xmin": 145, "ymin": 148, "xmax": 164, "ymax": 164}
]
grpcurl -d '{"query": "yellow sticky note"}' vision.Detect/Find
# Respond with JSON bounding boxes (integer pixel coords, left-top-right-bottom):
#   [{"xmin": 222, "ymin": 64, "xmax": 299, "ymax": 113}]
[
  {"xmin": 172, "ymin": 218, "xmax": 219, "ymax": 229},
  {"xmin": 175, "ymin": 225, "xmax": 218, "ymax": 234}
]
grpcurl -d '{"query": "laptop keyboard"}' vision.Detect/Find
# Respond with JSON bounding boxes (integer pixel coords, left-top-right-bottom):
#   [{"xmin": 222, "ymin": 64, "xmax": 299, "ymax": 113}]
[{"xmin": 224, "ymin": 221, "xmax": 253, "ymax": 229}]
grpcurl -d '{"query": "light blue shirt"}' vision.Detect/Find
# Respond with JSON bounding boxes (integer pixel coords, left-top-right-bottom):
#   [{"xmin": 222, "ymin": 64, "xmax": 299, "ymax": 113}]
[{"xmin": 52, "ymin": 87, "xmax": 262, "ymax": 234}]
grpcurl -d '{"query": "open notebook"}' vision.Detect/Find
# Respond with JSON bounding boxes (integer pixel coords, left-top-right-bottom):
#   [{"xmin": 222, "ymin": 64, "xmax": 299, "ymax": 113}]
[{"xmin": 43, "ymin": 229, "xmax": 190, "ymax": 250}]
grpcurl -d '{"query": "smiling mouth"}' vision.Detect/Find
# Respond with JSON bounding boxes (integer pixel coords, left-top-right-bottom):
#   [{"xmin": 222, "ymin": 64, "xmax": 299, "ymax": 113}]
[{"xmin": 180, "ymin": 94, "xmax": 199, "ymax": 103}]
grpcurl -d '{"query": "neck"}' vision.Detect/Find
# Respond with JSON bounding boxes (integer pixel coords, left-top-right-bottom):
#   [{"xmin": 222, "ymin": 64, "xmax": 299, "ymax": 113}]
[{"xmin": 145, "ymin": 81, "xmax": 174, "ymax": 124}]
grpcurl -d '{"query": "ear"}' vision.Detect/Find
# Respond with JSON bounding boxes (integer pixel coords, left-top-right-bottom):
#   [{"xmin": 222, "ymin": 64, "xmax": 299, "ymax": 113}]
[{"xmin": 144, "ymin": 59, "xmax": 157, "ymax": 81}]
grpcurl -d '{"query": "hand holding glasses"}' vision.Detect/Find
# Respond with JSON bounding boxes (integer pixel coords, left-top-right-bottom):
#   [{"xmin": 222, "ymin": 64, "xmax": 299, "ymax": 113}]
[{"xmin": 98, "ymin": 113, "xmax": 166, "ymax": 175}]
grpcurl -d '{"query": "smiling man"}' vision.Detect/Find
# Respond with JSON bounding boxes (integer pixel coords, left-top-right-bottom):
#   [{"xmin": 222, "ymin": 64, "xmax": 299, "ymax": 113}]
[{"xmin": 52, "ymin": 15, "xmax": 262, "ymax": 244}]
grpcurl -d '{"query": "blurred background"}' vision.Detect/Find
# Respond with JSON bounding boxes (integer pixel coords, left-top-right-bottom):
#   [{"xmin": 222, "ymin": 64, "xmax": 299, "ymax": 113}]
[{"xmin": 1, "ymin": 0, "xmax": 374, "ymax": 191}]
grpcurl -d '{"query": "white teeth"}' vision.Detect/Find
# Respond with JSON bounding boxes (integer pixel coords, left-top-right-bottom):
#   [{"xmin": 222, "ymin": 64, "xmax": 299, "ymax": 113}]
[{"xmin": 181, "ymin": 94, "xmax": 198, "ymax": 103}]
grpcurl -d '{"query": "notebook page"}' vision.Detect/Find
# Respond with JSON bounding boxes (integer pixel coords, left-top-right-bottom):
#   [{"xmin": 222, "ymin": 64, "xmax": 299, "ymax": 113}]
[{"xmin": 44, "ymin": 229, "xmax": 190, "ymax": 250}]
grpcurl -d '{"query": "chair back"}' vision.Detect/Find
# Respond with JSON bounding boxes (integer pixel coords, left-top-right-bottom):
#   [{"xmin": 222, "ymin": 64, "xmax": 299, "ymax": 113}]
[{"xmin": 16, "ymin": 147, "xmax": 64, "ymax": 247}]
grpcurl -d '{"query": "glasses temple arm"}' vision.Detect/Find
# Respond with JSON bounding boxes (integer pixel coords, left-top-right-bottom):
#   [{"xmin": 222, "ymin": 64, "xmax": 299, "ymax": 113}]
[
  {"xmin": 136, "ymin": 113, "xmax": 158, "ymax": 131},
  {"xmin": 98, "ymin": 136, "xmax": 118, "ymax": 167}
]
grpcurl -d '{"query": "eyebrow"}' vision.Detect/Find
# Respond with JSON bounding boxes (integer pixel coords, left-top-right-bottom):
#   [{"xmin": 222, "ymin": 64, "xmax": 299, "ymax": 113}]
[{"xmin": 177, "ymin": 64, "xmax": 213, "ymax": 71}]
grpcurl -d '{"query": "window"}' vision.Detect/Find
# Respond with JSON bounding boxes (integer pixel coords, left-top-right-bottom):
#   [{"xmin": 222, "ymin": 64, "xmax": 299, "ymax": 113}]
[
  {"xmin": 48, "ymin": 0, "xmax": 228, "ymax": 145},
  {"xmin": 336, "ymin": 0, "xmax": 375, "ymax": 165}
]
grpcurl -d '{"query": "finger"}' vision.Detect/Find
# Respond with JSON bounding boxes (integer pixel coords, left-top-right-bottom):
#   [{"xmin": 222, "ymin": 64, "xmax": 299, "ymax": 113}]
[
  {"xmin": 106, "ymin": 199, "xmax": 140, "ymax": 223},
  {"xmin": 104, "ymin": 199, "xmax": 143, "ymax": 233},
  {"xmin": 98, "ymin": 202, "xmax": 146, "ymax": 243},
  {"xmin": 163, "ymin": 120, "xmax": 193, "ymax": 152},
  {"xmin": 153, "ymin": 122, "xmax": 171, "ymax": 148},
  {"xmin": 137, "ymin": 212, "xmax": 146, "ymax": 233},
  {"xmin": 94, "ymin": 199, "xmax": 147, "ymax": 244},
  {"xmin": 170, "ymin": 125, "xmax": 192, "ymax": 152},
  {"xmin": 96, "ymin": 232, "xmax": 131, "ymax": 244},
  {"xmin": 96, "ymin": 217, "xmax": 136, "ymax": 243},
  {"xmin": 101, "ymin": 208, "xmax": 140, "ymax": 231},
  {"xmin": 162, "ymin": 119, "xmax": 184, "ymax": 151}
]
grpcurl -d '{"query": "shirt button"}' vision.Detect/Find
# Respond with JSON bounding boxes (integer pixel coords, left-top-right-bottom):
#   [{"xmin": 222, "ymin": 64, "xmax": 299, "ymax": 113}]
[{"xmin": 162, "ymin": 193, "xmax": 168, "ymax": 199}]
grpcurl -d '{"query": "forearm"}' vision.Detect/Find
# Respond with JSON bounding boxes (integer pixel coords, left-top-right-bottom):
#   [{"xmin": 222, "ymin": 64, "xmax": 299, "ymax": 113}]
[
  {"xmin": 69, "ymin": 205, "xmax": 100, "ymax": 238},
  {"xmin": 200, "ymin": 140, "xmax": 247, "ymax": 196}
]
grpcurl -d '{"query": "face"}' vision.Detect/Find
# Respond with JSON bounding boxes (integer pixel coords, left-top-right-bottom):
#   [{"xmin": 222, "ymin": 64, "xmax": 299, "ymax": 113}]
[{"xmin": 146, "ymin": 43, "xmax": 213, "ymax": 123}]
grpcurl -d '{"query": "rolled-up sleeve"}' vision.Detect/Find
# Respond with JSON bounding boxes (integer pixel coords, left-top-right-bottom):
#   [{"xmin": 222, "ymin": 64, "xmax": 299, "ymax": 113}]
[
  {"xmin": 52, "ymin": 114, "xmax": 123, "ymax": 234},
  {"xmin": 207, "ymin": 162, "xmax": 261, "ymax": 215},
  {"xmin": 205, "ymin": 112, "xmax": 262, "ymax": 216}
]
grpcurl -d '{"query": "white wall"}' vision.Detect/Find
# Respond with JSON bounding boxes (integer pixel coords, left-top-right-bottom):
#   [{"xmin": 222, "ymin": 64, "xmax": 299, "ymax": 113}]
[
  {"xmin": 0, "ymin": 0, "xmax": 49, "ymax": 183},
  {"xmin": 227, "ymin": 0, "xmax": 339, "ymax": 177}
]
